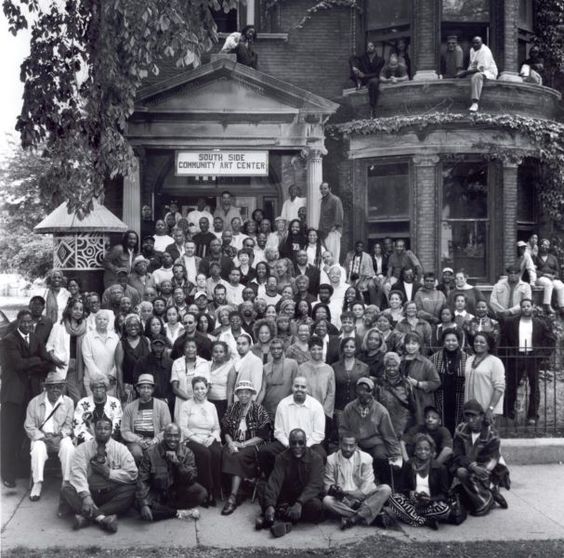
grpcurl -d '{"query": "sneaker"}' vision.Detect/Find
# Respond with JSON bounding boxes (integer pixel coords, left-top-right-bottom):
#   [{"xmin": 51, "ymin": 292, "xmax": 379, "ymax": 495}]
[
  {"xmin": 98, "ymin": 514, "xmax": 118, "ymax": 533},
  {"xmin": 73, "ymin": 514, "xmax": 90, "ymax": 530},
  {"xmin": 374, "ymin": 510, "xmax": 396, "ymax": 529},
  {"xmin": 469, "ymin": 102, "xmax": 479, "ymax": 112}
]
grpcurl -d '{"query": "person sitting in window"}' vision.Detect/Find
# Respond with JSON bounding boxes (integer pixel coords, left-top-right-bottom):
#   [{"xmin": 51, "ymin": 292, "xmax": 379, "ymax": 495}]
[
  {"xmin": 379, "ymin": 53, "xmax": 409, "ymax": 87},
  {"xmin": 349, "ymin": 41, "xmax": 385, "ymax": 114},
  {"xmin": 235, "ymin": 25, "xmax": 258, "ymax": 69},
  {"xmin": 520, "ymin": 46, "xmax": 544, "ymax": 85},
  {"xmin": 456, "ymin": 36, "xmax": 498, "ymax": 113},
  {"xmin": 441, "ymin": 35, "xmax": 464, "ymax": 78}
]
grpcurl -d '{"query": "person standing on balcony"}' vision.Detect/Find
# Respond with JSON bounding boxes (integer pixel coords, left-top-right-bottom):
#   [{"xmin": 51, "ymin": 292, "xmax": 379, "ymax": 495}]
[
  {"xmin": 457, "ymin": 36, "xmax": 498, "ymax": 113},
  {"xmin": 441, "ymin": 35, "xmax": 464, "ymax": 78},
  {"xmin": 318, "ymin": 182, "xmax": 344, "ymax": 264}
]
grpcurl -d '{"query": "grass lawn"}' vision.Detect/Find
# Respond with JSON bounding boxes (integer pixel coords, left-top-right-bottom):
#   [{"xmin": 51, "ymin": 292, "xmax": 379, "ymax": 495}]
[{"xmin": 5, "ymin": 539, "xmax": 564, "ymax": 558}]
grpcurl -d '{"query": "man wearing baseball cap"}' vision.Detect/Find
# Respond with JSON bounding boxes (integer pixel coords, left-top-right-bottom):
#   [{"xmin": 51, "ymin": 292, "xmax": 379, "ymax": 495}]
[
  {"xmin": 452, "ymin": 399, "xmax": 510, "ymax": 516},
  {"xmin": 121, "ymin": 374, "xmax": 171, "ymax": 464},
  {"xmin": 339, "ymin": 377, "xmax": 402, "ymax": 485}
]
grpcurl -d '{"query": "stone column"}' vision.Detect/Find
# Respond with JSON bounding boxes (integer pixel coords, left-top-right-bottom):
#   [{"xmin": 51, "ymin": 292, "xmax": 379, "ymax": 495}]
[
  {"xmin": 412, "ymin": 0, "xmax": 440, "ymax": 80},
  {"xmin": 412, "ymin": 155, "xmax": 440, "ymax": 273},
  {"xmin": 123, "ymin": 155, "xmax": 141, "ymax": 235},
  {"xmin": 499, "ymin": 0, "xmax": 521, "ymax": 81},
  {"xmin": 306, "ymin": 149, "xmax": 323, "ymax": 229},
  {"xmin": 502, "ymin": 160, "xmax": 520, "ymax": 269}
]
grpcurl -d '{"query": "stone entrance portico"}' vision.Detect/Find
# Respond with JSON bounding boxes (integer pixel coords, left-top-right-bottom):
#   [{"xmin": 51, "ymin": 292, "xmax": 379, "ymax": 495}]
[{"xmin": 126, "ymin": 56, "xmax": 338, "ymax": 233}]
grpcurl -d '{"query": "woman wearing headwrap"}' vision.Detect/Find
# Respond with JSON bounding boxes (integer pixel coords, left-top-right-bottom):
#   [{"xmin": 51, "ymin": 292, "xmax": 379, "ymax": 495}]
[{"xmin": 43, "ymin": 269, "xmax": 71, "ymax": 324}]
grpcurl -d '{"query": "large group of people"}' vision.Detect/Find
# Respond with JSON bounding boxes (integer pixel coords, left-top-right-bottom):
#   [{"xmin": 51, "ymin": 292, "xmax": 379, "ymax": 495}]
[
  {"xmin": 350, "ymin": 35, "xmax": 546, "ymax": 115},
  {"xmin": 0, "ymin": 186, "xmax": 557, "ymax": 538}
]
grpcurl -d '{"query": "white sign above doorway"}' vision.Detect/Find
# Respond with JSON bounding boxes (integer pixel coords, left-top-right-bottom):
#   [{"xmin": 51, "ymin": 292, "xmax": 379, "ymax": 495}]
[{"xmin": 175, "ymin": 150, "xmax": 269, "ymax": 176}]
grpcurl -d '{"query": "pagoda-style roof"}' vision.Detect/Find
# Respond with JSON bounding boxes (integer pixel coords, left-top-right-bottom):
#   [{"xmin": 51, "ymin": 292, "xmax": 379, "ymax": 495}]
[{"xmin": 34, "ymin": 199, "xmax": 128, "ymax": 234}]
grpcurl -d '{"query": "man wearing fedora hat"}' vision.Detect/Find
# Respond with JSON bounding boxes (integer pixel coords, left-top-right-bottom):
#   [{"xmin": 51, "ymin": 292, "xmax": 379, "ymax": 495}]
[
  {"xmin": 121, "ymin": 374, "xmax": 171, "ymax": 464},
  {"xmin": 24, "ymin": 370, "xmax": 75, "ymax": 501},
  {"xmin": 127, "ymin": 255, "xmax": 156, "ymax": 300}
]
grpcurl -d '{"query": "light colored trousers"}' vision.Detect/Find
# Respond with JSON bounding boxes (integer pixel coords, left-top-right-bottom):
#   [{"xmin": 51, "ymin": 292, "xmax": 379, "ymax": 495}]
[
  {"xmin": 471, "ymin": 72, "xmax": 485, "ymax": 101},
  {"xmin": 536, "ymin": 277, "xmax": 564, "ymax": 306},
  {"xmin": 30, "ymin": 437, "xmax": 74, "ymax": 483},
  {"xmin": 323, "ymin": 484, "xmax": 391, "ymax": 524},
  {"xmin": 325, "ymin": 230, "xmax": 342, "ymax": 264}
]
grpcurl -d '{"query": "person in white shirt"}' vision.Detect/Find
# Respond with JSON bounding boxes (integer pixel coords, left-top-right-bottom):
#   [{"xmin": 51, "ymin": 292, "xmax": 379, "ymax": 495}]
[
  {"xmin": 187, "ymin": 198, "xmax": 213, "ymax": 233},
  {"xmin": 153, "ymin": 219, "xmax": 174, "ymax": 253},
  {"xmin": 253, "ymin": 232, "xmax": 268, "ymax": 267},
  {"xmin": 224, "ymin": 268, "xmax": 245, "ymax": 306},
  {"xmin": 457, "ymin": 36, "xmax": 498, "ymax": 112},
  {"xmin": 258, "ymin": 375, "xmax": 326, "ymax": 476},
  {"xmin": 263, "ymin": 276, "xmax": 282, "ymax": 306},
  {"xmin": 280, "ymin": 184, "xmax": 306, "ymax": 223},
  {"xmin": 152, "ymin": 251, "xmax": 174, "ymax": 286},
  {"xmin": 230, "ymin": 217, "xmax": 249, "ymax": 252},
  {"xmin": 323, "ymin": 436, "xmax": 392, "ymax": 529},
  {"xmin": 179, "ymin": 241, "xmax": 200, "ymax": 284}
]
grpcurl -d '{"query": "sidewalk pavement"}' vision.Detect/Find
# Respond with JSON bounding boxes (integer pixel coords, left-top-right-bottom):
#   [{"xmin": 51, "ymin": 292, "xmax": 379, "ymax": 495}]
[{"xmin": 2, "ymin": 464, "xmax": 563, "ymax": 551}]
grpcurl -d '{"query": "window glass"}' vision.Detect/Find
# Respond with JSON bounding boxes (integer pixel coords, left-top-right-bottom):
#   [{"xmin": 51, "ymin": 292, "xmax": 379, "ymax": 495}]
[
  {"xmin": 367, "ymin": 163, "xmax": 410, "ymax": 221},
  {"xmin": 365, "ymin": 0, "xmax": 411, "ymax": 30},
  {"xmin": 519, "ymin": 0, "xmax": 534, "ymax": 31},
  {"xmin": 442, "ymin": 0, "xmax": 489, "ymax": 22},
  {"xmin": 517, "ymin": 162, "xmax": 536, "ymax": 223},
  {"xmin": 441, "ymin": 162, "xmax": 489, "ymax": 279}
]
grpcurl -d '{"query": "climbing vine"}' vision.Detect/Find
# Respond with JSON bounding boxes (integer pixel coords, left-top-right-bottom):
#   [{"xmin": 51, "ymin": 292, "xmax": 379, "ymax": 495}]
[
  {"xmin": 329, "ymin": 111, "xmax": 564, "ymax": 224},
  {"xmin": 533, "ymin": 0, "xmax": 564, "ymax": 88},
  {"xmin": 264, "ymin": 0, "xmax": 360, "ymax": 29}
]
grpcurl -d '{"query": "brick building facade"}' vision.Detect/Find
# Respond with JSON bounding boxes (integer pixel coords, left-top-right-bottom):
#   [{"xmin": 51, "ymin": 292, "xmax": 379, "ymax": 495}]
[{"xmin": 116, "ymin": 0, "xmax": 561, "ymax": 286}]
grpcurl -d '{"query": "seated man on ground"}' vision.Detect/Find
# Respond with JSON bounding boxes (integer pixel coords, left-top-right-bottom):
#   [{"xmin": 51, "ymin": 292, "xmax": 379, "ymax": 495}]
[
  {"xmin": 24, "ymin": 371, "xmax": 75, "ymax": 502},
  {"xmin": 60, "ymin": 416, "xmax": 138, "ymax": 533},
  {"xmin": 452, "ymin": 399, "xmax": 510, "ymax": 516},
  {"xmin": 258, "ymin": 376, "xmax": 326, "ymax": 478},
  {"xmin": 257, "ymin": 429, "xmax": 325, "ymax": 537},
  {"xmin": 323, "ymin": 435, "xmax": 392, "ymax": 530},
  {"xmin": 121, "ymin": 374, "xmax": 172, "ymax": 464},
  {"xmin": 339, "ymin": 377, "xmax": 402, "ymax": 485},
  {"xmin": 136, "ymin": 423, "xmax": 207, "ymax": 521}
]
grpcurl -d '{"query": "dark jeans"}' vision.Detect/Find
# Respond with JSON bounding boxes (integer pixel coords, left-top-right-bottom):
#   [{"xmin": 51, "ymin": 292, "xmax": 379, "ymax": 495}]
[
  {"xmin": 187, "ymin": 440, "xmax": 222, "ymax": 497},
  {"xmin": 144, "ymin": 482, "xmax": 208, "ymax": 520},
  {"xmin": 257, "ymin": 441, "xmax": 326, "ymax": 479},
  {"xmin": 258, "ymin": 484, "xmax": 324, "ymax": 524},
  {"xmin": 1, "ymin": 402, "xmax": 27, "ymax": 483},
  {"xmin": 61, "ymin": 482, "xmax": 136, "ymax": 518}
]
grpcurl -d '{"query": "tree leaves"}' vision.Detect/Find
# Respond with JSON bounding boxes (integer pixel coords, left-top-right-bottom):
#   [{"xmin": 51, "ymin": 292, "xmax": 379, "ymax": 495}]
[{"xmin": 3, "ymin": 0, "xmax": 234, "ymax": 215}]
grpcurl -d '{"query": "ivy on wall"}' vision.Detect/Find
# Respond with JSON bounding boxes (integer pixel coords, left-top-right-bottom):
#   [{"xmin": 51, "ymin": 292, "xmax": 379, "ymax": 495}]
[
  {"xmin": 328, "ymin": 112, "xmax": 564, "ymax": 224},
  {"xmin": 264, "ymin": 0, "xmax": 360, "ymax": 29}
]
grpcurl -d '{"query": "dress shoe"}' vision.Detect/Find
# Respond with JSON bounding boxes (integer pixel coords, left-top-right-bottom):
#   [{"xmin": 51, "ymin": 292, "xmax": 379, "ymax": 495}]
[
  {"xmin": 98, "ymin": 514, "xmax": 118, "ymax": 533},
  {"xmin": 207, "ymin": 496, "xmax": 217, "ymax": 507},
  {"xmin": 29, "ymin": 482, "xmax": 42, "ymax": 502},
  {"xmin": 2, "ymin": 479, "xmax": 16, "ymax": 489},
  {"xmin": 340, "ymin": 515, "xmax": 360, "ymax": 530},
  {"xmin": 493, "ymin": 490, "xmax": 508, "ymax": 509},
  {"xmin": 73, "ymin": 514, "xmax": 90, "ymax": 530},
  {"xmin": 424, "ymin": 518, "xmax": 439, "ymax": 530},
  {"xmin": 270, "ymin": 521, "xmax": 293, "ymax": 538},
  {"xmin": 255, "ymin": 515, "xmax": 274, "ymax": 530},
  {"xmin": 221, "ymin": 497, "xmax": 237, "ymax": 516},
  {"xmin": 374, "ymin": 510, "xmax": 396, "ymax": 529}
]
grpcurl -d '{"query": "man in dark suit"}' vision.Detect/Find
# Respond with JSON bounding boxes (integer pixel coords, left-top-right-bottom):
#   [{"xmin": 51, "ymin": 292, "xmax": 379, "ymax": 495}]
[
  {"xmin": 198, "ymin": 237, "xmax": 234, "ymax": 280},
  {"xmin": 165, "ymin": 228, "xmax": 187, "ymax": 262},
  {"xmin": 1, "ymin": 309, "xmax": 58, "ymax": 487},
  {"xmin": 294, "ymin": 250, "xmax": 320, "ymax": 296},
  {"xmin": 6, "ymin": 296, "xmax": 54, "ymax": 345},
  {"xmin": 501, "ymin": 298, "xmax": 555, "ymax": 424},
  {"xmin": 394, "ymin": 268, "xmax": 422, "ymax": 303}
]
